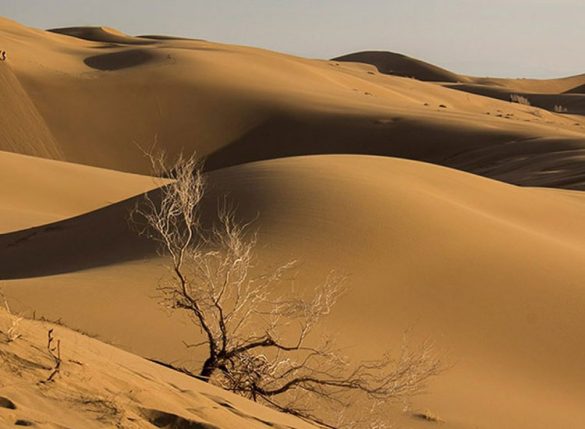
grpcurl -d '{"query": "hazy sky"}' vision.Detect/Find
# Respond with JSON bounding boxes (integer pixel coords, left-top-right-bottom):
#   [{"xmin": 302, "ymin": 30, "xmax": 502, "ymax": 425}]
[{"xmin": 1, "ymin": 0, "xmax": 584, "ymax": 78}]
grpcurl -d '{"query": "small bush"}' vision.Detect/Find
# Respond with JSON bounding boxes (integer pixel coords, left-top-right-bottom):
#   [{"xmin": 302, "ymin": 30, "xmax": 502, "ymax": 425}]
[
  {"xmin": 510, "ymin": 94, "xmax": 531, "ymax": 106},
  {"xmin": 1, "ymin": 298, "xmax": 23, "ymax": 343}
]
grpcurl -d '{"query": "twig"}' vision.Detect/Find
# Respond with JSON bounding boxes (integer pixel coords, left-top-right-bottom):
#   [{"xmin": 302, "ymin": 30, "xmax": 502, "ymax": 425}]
[{"xmin": 46, "ymin": 328, "xmax": 61, "ymax": 382}]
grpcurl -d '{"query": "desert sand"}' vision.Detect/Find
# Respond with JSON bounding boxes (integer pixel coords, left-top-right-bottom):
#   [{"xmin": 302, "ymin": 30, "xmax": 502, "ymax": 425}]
[
  {"xmin": 0, "ymin": 150, "xmax": 165, "ymax": 233},
  {"xmin": 2, "ymin": 16, "xmax": 585, "ymax": 429},
  {"xmin": 0, "ymin": 309, "xmax": 316, "ymax": 428}
]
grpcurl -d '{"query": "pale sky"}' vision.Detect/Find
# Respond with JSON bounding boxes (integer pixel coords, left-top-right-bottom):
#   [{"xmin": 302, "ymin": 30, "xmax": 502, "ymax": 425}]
[{"xmin": 1, "ymin": 0, "xmax": 584, "ymax": 78}]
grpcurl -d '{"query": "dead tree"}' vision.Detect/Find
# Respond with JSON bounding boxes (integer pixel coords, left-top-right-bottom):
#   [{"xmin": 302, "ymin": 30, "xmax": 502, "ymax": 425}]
[{"xmin": 134, "ymin": 151, "xmax": 441, "ymax": 428}]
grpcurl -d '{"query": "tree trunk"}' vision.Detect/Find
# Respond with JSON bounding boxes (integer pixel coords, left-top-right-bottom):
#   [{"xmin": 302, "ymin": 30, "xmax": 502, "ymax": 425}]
[{"xmin": 199, "ymin": 356, "xmax": 217, "ymax": 382}]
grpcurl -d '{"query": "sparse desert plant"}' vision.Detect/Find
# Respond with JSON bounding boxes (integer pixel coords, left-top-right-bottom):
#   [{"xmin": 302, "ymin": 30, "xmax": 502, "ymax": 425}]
[
  {"xmin": 134, "ymin": 150, "xmax": 441, "ymax": 428},
  {"xmin": 74, "ymin": 395, "xmax": 123, "ymax": 427},
  {"xmin": 412, "ymin": 409, "xmax": 444, "ymax": 423},
  {"xmin": 45, "ymin": 328, "xmax": 62, "ymax": 382},
  {"xmin": 510, "ymin": 94, "xmax": 531, "ymax": 106},
  {"xmin": 0, "ymin": 296, "xmax": 23, "ymax": 343},
  {"xmin": 554, "ymin": 104, "xmax": 568, "ymax": 113}
]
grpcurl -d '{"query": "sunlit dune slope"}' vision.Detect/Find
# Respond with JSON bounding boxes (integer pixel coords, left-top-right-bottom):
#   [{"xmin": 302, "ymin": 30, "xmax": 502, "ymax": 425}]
[
  {"xmin": 3, "ymin": 155, "xmax": 585, "ymax": 428},
  {"xmin": 1, "ymin": 18, "xmax": 585, "ymax": 188},
  {"xmin": 49, "ymin": 25, "xmax": 156, "ymax": 45},
  {"xmin": 0, "ymin": 60, "xmax": 62, "ymax": 159},
  {"xmin": 0, "ymin": 150, "xmax": 163, "ymax": 233},
  {"xmin": 0, "ymin": 309, "xmax": 316, "ymax": 429}
]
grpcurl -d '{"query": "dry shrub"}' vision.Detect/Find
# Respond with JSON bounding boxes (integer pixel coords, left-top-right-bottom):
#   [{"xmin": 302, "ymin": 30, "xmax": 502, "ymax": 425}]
[{"xmin": 134, "ymin": 150, "xmax": 442, "ymax": 428}]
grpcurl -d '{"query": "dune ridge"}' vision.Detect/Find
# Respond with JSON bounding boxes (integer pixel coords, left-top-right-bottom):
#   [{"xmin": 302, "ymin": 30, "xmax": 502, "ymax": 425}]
[
  {"xmin": 3, "ymin": 155, "xmax": 585, "ymax": 428},
  {"xmin": 49, "ymin": 26, "xmax": 156, "ymax": 45},
  {"xmin": 335, "ymin": 50, "xmax": 585, "ymax": 116},
  {"xmin": 333, "ymin": 50, "xmax": 467, "ymax": 83},
  {"xmin": 2, "ymin": 16, "xmax": 585, "ymax": 429},
  {"xmin": 335, "ymin": 50, "xmax": 585, "ymax": 92},
  {"xmin": 0, "ymin": 150, "xmax": 165, "ymax": 233},
  {"xmin": 0, "ymin": 18, "xmax": 584, "ymax": 189}
]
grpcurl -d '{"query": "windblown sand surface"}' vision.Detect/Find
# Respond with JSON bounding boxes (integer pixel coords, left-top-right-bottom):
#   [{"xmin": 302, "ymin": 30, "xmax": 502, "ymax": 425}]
[
  {"xmin": 0, "ymin": 151, "xmax": 164, "ymax": 233},
  {"xmin": 0, "ymin": 309, "xmax": 317, "ymax": 428},
  {"xmin": 2, "ymin": 17, "xmax": 585, "ymax": 429}
]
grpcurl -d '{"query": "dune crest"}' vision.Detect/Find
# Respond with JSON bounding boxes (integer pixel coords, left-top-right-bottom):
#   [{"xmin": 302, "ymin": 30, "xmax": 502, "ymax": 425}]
[
  {"xmin": 336, "ymin": 50, "xmax": 585, "ymax": 116},
  {"xmin": 334, "ymin": 50, "xmax": 466, "ymax": 83},
  {"xmin": 49, "ymin": 26, "xmax": 155, "ymax": 45},
  {"xmin": 0, "ymin": 18, "xmax": 584, "ymax": 188}
]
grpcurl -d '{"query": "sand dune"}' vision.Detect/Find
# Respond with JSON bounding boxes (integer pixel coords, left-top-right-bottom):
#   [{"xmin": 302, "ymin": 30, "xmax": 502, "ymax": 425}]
[
  {"xmin": 0, "ymin": 61, "xmax": 62, "ymax": 159},
  {"xmin": 336, "ymin": 50, "xmax": 585, "ymax": 93},
  {"xmin": 334, "ymin": 51, "xmax": 466, "ymax": 83},
  {"xmin": 49, "ymin": 26, "xmax": 155, "ymax": 45},
  {"xmin": 0, "ymin": 309, "xmax": 316, "ymax": 429},
  {"xmin": 1, "ymin": 18, "xmax": 585, "ymax": 188},
  {"xmin": 2, "ymin": 16, "xmax": 585, "ymax": 429},
  {"xmin": 0, "ymin": 151, "xmax": 163, "ymax": 233},
  {"xmin": 477, "ymin": 74, "xmax": 585, "ymax": 94},
  {"xmin": 4, "ymin": 155, "xmax": 585, "ymax": 428},
  {"xmin": 336, "ymin": 50, "xmax": 585, "ymax": 117},
  {"xmin": 442, "ymin": 83, "xmax": 585, "ymax": 115},
  {"xmin": 566, "ymin": 84, "xmax": 585, "ymax": 94}
]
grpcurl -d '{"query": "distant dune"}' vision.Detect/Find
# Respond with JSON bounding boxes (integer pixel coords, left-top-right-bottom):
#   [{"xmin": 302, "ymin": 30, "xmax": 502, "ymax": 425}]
[
  {"xmin": 1, "ymin": 17, "xmax": 584, "ymax": 188},
  {"xmin": 0, "ymin": 60, "xmax": 62, "ymax": 159},
  {"xmin": 334, "ymin": 50, "xmax": 466, "ymax": 83},
  {"xmin": 49, "ymin": 25, "xmax": 156, "ymax": 45},
  {"xmin": 334, "ymin": 49, "xmax": 585, "ymax": 92},
  {"xmin": 2, "ymin": 16, "xmax": 585, "ymax": 429},
  {"xmin": 336, "ymin": 50, "xmax": 585, "ymax": 116},
  {"xmin": 566, "ymin": 83, "xmax": 585, "ymax": 94}
]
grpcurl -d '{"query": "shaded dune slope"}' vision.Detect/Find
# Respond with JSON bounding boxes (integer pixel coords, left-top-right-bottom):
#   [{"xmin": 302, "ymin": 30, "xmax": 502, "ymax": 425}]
[
  {"xmin": 3, "ymin": 155, "xmax": 585, "ymax": 428},
  {"xmin": 566, "ymin": 83, "xmax": 585, "ymax": 94},
  {"xmin": 333, "ymin": 50, "xmax": 466, "ymax": 83},
  {"xmin": 204, "ymin": 112, "xmax": 585, "ymax": 189},
  {"xmin": 0, "ymin": 19, "xmax": 584, "ymax": 189},
  {"xmin": 83, "ymin": 49, "xmax": 158, "ymax": 70},
  {"xmin": 0, "ymin": 196, "xmax": 154, "ymax": 278}
]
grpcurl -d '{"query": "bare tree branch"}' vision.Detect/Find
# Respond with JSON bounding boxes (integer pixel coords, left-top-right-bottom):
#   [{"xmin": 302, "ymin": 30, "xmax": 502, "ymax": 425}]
[{"xmin": 133, "ymin": 150, "xmax": 442, "ymax": 428}]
